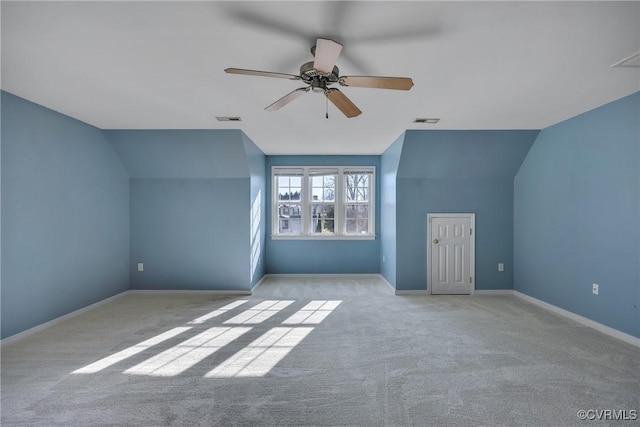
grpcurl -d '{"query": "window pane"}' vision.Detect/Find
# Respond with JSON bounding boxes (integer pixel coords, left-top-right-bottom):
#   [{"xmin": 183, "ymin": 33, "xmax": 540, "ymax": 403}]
[
  {"xmin": 277, "ymin": 204, "xmax": 302, "ymax": 234},
  {"xmin": 346, "ymin": 204, "xmax": 369, "ymax": 234},
  {"xmin": 346, "ymin": 205, "xmax": 368, "ymax": 219},
  {"xmin": 277, "ymin": 172, "xmax": 301, "ymax": 202},
  {"xmin": 346, "ymin": 173, "xmax": 370, "ymax": 202},
  {"xmin": 311, "ymin": 174, "xmax": 335, "ymax": 202},
  {"xmin": 311, "ymin": 204, "xmax": 335, "ymax": 234},
  {"xmin": 347, "ymin": 174, "xmax": 369, "ymax": 187},
  {"xmin": 290, "ymin": 176, "xmax": 301, "ymax": 187},
  {"xmin": 346, "ymin": 219, "xmax": 369, "ymax": 234},
  {"xmin": 290, "ymin": 188, "xmax": 301, "ymax": 201},
  {"xmin": 278, "ymin": 188, "xmax": 301, "ymax": 201}
]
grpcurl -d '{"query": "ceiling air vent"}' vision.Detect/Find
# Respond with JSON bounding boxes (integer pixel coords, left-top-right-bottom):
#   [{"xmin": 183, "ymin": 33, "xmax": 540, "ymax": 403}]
[
  {"xmin": 216, "ymin": 116, "xmax": 242, "ymax": 122},
  {"xmin": 414, "ymin": 118, "xmax": 440, "ymax": 124},
  {"xmin": 611, "ymin": 52, "xmax": 640, "ymax": 68}
]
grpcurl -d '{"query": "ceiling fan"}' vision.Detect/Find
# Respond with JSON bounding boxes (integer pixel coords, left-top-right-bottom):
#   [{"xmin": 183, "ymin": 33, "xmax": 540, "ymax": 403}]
[{"xmin": 225, "ymin": 38, "xmax": 414, "ymax": 118}]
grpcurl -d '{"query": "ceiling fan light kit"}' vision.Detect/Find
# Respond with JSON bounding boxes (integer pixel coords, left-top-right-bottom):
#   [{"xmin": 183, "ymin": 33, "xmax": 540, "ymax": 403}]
[{"xmin": 225, "ymin": 38, "xmax": 414, "ymax": 118}]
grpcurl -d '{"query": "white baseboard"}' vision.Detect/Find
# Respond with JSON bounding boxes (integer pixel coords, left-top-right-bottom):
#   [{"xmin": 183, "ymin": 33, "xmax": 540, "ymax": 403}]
[
  {"xmin": 395, "ymin": 289, "xmax": 514, "ymax": 296},
  {"xmin": 1, "ymin": 290, "xmax": 130, "ymax": 347},
  {"xmin": 251, "ymin": 275, "xmax": 268, "ymax": 293},
  {"xmin": 474, "ymin": 290, "xmax": 514, "ymax": 296},
  {"xmin": 128, "ymin": 289, "xmax": 251, "ymax": 295},
  {"xmin": 264, "ymin": 273, "xmax": 382, "ymax": 280},
  {"xmin": 376, "ymin": 274, "xmax": 396, "ymax": 294},
  {"xmin": 514, "ymin": 291, "xmax": 640, "ymax": 348}
]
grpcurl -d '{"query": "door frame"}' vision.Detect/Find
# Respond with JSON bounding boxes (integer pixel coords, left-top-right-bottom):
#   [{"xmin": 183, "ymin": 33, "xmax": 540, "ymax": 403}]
[{"xmin": 427, "ymin": 213, "xmax": 476, "ymax": 295}]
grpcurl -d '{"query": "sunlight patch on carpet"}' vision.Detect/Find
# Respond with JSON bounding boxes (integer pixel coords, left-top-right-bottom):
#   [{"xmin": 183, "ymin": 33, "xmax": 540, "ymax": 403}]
[
  {"xmin": 72, "ymin": 326, "xmax": 192, "ymax": 374},
  {"xmin": 72, "ymin": 298, "xmax": 341, "ymax": 378},
  {"xmin": 189, "ymin": 300, "xmax": 249, "ymax": 324},
  {"xmin": 223, "ymin": 300, "xmax": 294, "ymax": 324},
  {"xmin": 124, "ymin": 327, "xmax": 251, "ymax": 377},
  {"xmin": 205, "ymin": 327, "xmax": 313, "ymax": 377},
  {"xmin": 282, "ymin": 300, "xmax": 341, "ymax": 324}
]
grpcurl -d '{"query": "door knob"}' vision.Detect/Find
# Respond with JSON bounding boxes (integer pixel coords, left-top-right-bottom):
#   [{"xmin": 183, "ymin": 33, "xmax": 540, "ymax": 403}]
[{"xmin": 433, "ymin": 239, "xmax": 439, "ymax": 244}]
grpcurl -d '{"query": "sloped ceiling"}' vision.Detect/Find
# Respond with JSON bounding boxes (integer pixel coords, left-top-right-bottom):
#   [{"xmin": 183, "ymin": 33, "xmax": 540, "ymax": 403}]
[
  {"xmin": 398, "ymin": 130, "xmax": 539, "ymax": 179},
  {"xmin": 107, "ymin": 130, "xmax": 249, "ymax": 178},
  {"xmin": 2, "ymin": 1, "xmax": 639, "ymax": 155}
]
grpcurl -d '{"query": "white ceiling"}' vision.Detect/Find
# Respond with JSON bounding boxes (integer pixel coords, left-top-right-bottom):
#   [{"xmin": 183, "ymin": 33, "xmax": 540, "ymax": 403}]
[{"xmin": 2, "ymin": 1, "xmax": 639, "ymax": 155}]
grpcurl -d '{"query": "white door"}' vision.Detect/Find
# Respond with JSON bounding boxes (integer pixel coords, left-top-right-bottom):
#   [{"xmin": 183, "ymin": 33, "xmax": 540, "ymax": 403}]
[{"xmin": 429, "ymin": 214, "xmax": 474, "ymax": 295}]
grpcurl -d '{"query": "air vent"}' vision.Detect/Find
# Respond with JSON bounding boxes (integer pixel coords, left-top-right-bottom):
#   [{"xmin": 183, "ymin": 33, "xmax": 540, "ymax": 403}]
[
  {"xmin": 611, "ymin": 52, "xmax": 640, "ymax": 68},
  {"xmin": 216, "ymin": 116, "xmax": 242, "ymax": 122},
  {"xmin": 414, "ymin": 118, "xmax": 440, "ymax": 124}
]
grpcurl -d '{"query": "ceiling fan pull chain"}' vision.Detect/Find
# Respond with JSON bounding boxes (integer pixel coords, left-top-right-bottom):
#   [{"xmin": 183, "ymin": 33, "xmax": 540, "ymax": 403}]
[{"xmin": 326, "ymin": 95, "xmax": 329, "ymax": 119}]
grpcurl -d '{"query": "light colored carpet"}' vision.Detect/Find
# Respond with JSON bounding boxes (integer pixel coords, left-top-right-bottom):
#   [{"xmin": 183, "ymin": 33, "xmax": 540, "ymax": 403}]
[{"xmin": 1, "ymin": 276, "xmax": 638, "ymax": 426}]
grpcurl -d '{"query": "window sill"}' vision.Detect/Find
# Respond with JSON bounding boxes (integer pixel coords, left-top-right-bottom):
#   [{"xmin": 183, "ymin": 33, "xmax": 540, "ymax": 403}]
[{"xmin": 270, "ymin": 234, "xmax": 377, "ymax": 241}]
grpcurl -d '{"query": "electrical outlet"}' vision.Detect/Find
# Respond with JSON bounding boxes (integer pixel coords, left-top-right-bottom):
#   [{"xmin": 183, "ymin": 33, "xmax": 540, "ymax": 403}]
[
  {"xmin": 498, "ymin": 263, "xmax": 504, "ymax": 272},
  {"xmin": 137, "ymin": 263, "xmax": 144, "ymax": 272},
  {"xmin": 592, "ymin": 283, "xmax": 599, "ymax": 295}
]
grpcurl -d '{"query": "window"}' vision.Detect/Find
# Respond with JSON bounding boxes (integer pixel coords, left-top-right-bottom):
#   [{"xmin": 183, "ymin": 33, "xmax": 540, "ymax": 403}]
[
  {"xmin": 272, "ymin": 166, "xmax": 375, "ymax": 239},
  {"xmin": 275, "ymin": 170, "xmax": 302, "ymax": 235},
  {"xmin": 345, "ymin": 171, "xmax": 371, "ymax": 235},
  {"xmin": 310, "ymin": 169, "xmax": 336, "ymax": 235}
]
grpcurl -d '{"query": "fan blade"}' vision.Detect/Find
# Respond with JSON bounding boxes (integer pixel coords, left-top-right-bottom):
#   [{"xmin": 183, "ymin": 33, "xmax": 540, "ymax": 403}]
[
  {"xmin": 313, "ymin": 38, "xmax": 343, "ymax": 74},
  {"xmin": 227, "ymin": 9, "xmax": 313, "ymax": 41},
  {"xmin": 326, "ymin": 88, "xmax": 362, "ymax": 118},
  {"xmin": 350, "ymin": 27, "xmax": 441, "ymax": 44},
  {"xmin": 225, "ymin": 68, "xmax": 300, "ymax": 80},
  {"xmin": 339, "ymin": 76, "xmax": 414, "ymax": 90},
  {"xmin": 265, "ymin": 87, "xmax": 310, "ymax": 111}
]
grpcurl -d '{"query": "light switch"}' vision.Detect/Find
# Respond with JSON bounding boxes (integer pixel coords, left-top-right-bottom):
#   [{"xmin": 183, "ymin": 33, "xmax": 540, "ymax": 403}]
[
  {"xmin": 137, "ymin": 263, "xmax": 144, "ymax": 272},
  {"xmin": 498, "ymin": 263, "xmax": 504, "ymax": 272}
]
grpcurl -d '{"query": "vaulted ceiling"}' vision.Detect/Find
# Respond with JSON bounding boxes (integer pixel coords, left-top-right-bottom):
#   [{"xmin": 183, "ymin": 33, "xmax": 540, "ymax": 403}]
[{"xmin": 2, "ymin": 1, "xmax": 639, "ymax": 154}]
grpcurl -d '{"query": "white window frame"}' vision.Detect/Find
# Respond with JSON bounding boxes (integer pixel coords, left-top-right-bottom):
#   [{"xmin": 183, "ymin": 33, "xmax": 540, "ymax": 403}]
[
  {"xmin": 272, "ymin": 166, "xmax": 376, "ymax": 240},
  {"xmin": 308, "ymin": 168, "xmax": 338, "ymax": 236}
]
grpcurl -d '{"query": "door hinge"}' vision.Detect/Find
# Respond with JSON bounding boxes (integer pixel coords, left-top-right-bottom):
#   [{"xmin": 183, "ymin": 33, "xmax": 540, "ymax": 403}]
[
  {"xmin": 470, "ymin": 228, "xmax": 473, "ymax": 235},
  {"xmin": 469, "ymin": 277, "xmax": 472, "ymax": 283}
]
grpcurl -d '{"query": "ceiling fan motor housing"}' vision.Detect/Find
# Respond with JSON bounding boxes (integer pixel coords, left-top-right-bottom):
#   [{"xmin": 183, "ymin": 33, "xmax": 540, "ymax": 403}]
[{"xmin": 300, "ymin": 61, "xmax": 339, "ymax": 92}]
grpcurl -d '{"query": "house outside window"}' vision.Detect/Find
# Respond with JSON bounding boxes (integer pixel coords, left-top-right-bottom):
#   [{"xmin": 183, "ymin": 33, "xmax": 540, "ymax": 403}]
[{"xmin": 272, "ymin": 166, "xmax": 375, "ymax": 240}]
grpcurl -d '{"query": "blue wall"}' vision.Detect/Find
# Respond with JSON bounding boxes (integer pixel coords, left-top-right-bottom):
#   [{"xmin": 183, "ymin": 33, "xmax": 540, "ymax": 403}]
[
  {"xmin": 128, "ymin": 178, "xmax": 250, "ymax": 290},
  {"xmin": 265, "ymin": 156, "xmax": 381, "ymax": 274},
  {"xmin": 514, "ymin": 92, "xmax": 640, "ymax": 338},
  {"xmin": 242, "ymin": 133, "xmax": 267, "ymax": 287},
  {"xmin": 395, "ymin": 130, "xmax": 538, "ymax": 291},
  {"xmin": 107, "ymin": 130, "xmax": 264, "ymax": 291},
  {"xmin": 380, "ymin": 133, "xmax": 405, "ymax": 287},
  {"xmin": 1, "ymin": 92, "xmax": 130, "ymax": 339},
  {"xmin": 107, "ymin": 130, "xmax": 249, "ymax": 179}
]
